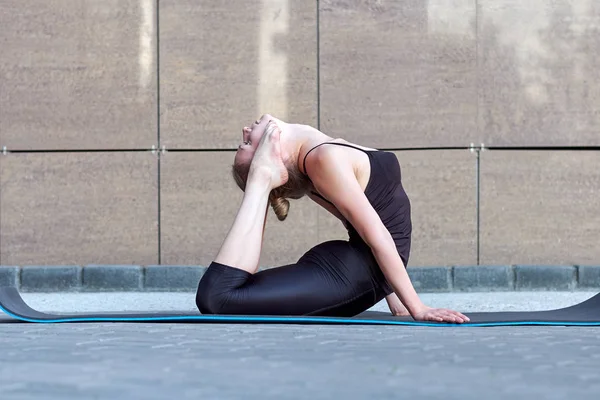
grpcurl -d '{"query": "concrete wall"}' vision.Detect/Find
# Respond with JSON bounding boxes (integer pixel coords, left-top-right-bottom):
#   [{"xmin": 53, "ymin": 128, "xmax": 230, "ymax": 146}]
[{"xmin": 1, "ymin": 0, "xmax": 599, "ymax": 267}]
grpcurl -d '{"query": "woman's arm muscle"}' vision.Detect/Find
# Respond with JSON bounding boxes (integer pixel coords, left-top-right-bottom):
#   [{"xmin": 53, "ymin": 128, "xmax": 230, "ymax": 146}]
[{"xmin": 306, "ymin": 148, "xmax": 426, "ymax": 315}]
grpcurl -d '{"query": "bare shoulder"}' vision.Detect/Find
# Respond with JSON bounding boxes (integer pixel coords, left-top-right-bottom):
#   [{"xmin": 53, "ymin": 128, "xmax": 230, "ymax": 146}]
[
  {"xmin": 301, "ymin": 140, "xmax": 347, "ymax": 175},
  {"xmin": 304, "ymin": 138, "xmax": 375, "ymax": 166},
  {"xmin": 304, "ymin": 139, "xmax": 374, "ymax": 192}
]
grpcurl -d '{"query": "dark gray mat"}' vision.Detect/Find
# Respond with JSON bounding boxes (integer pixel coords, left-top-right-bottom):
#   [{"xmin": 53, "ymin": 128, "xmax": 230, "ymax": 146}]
[{"xmin": 2, "ymin": 286, "xmax": 600, "ymax": 326}]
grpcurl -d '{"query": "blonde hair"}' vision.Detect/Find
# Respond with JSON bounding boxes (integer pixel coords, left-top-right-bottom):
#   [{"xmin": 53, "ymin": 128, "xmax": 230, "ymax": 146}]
[{"xmin": 232, "ymin": 160, "xmax": 311, "ymax": 221}]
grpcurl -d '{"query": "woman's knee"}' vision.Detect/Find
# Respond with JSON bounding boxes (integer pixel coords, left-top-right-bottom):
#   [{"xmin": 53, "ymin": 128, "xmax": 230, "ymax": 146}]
[
  {"xmin": 195, "ymin": 262, "xmax": 250, "ymax": 314},
  {"xmin": 195, "ymin": 269, "xmax": 218, "ymax": 314}
]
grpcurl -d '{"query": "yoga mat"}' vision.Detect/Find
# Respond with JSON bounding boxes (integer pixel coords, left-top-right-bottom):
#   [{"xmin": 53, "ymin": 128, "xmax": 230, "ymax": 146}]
[{"xmin": 1, "ymin": 286, "xmax": 600, "ymax": 326}]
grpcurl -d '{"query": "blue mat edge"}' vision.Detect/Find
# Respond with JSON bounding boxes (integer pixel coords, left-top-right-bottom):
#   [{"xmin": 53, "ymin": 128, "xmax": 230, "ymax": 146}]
[{"xmin": 3, "ymin": 303, "xmax": 600, "ymax": 327}]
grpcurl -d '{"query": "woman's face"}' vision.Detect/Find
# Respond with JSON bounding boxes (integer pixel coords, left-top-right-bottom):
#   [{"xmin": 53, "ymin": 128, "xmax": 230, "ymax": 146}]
[{"xmin": 234, "ymin": 113, "xmax": 276, "ymax": 167}]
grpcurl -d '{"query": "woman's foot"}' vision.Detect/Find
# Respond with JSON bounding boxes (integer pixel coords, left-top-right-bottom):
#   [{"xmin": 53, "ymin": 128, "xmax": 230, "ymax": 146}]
[
  {"xmin": 386, "ymin": 293, "xmax": 411, "ymax": 316},
  {"xmin": 248, "ymin": 120, "xmax": 289, "ymax": 189}
]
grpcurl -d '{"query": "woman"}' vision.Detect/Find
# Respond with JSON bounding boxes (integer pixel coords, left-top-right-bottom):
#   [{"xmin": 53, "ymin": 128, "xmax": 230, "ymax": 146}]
[{"xmin": 196, "ymin": 114, "xmax": 469, "ymax": 323}]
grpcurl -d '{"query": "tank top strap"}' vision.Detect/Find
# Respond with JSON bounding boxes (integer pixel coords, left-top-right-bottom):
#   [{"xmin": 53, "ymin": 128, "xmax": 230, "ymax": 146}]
[
  {"xmin": 302, "ymin": 142, "xmax": 328, "ymax": 177},
  {"xmin": 302, "ymin": 141, "xmax": 371, "ymax": 177}
]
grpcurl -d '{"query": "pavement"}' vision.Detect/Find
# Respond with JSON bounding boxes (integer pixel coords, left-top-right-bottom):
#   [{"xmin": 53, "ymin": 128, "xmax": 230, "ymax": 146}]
[{"xmin": 1, "ymin": 291, "xmax": 600, "ymax": 399}]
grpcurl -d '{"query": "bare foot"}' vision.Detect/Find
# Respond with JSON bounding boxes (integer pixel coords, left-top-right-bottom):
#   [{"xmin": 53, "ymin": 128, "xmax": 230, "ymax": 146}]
[
  {"xmin": 248, "ymin": 120, "xmax": 289, "ymax": 190},
  {"xmin": 391, "ymin": 309, "xmax": 411, "ymax": 317},
  {"xmin": 386, "ymin": 293, "xmax": 411, "ymax": 317}
]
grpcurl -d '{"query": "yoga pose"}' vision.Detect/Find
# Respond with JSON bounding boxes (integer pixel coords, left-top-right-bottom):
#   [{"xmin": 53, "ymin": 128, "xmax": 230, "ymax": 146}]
[{"xmin": 196, "ymin": 114, "xmax": 469, "ymax": 323}]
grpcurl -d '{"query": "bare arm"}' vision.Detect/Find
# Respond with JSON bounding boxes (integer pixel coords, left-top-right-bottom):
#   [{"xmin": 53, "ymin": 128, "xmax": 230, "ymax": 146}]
[
  {"xmin": 307, "ymin": 148, "xmax": 469, "ymax": 323},
  {"xmin": 307, "ymin": 149, "xmax": 424, "ymax": 314}
]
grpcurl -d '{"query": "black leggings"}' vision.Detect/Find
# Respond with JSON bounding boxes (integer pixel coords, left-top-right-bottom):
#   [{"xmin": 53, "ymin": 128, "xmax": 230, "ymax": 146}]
[{"xmin": 195, "ymin": 240, "xmax": 394, "ymax": 317}]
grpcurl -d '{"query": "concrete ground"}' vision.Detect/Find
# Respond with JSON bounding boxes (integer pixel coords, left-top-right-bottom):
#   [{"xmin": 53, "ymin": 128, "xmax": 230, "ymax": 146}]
[{"xmin": 1, "ymin": 291, "xmax": 600, "ymax": 399}]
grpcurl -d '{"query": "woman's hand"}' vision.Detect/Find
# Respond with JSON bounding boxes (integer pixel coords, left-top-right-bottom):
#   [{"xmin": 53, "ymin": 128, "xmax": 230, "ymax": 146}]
[
  {"xmin": 387, "ymin": 293, "xmax": 470, "ymax": 323},
  {"xmin": 412, "ymin": 306, "xmax": 470, "ymax": 324}
]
